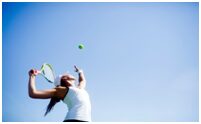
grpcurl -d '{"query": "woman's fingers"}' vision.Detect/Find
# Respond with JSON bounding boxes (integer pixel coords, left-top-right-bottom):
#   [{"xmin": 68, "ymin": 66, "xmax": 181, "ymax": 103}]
[
  {"xmin": 29, "ymin": 69, "xmax": 34, "ymax": 76},
  {"xmin": 29, "ymin": 69, "xmax": 39, "ymax": 76},
  {"xmin": 74, "ymin": 65, "xmax": 79, "ymax": 72}
]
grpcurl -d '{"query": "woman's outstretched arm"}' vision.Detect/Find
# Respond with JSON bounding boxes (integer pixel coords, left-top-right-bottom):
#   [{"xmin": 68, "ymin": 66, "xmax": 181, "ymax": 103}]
[{"xmin": 74, "ymin": 66, "xmax": 86, "ymax": 89}]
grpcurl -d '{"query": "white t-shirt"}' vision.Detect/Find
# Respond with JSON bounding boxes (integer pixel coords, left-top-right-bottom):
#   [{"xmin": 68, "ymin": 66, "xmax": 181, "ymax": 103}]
[{"xmin": 62, "ymin": 86, "xmax": 91, "ymax": 121}]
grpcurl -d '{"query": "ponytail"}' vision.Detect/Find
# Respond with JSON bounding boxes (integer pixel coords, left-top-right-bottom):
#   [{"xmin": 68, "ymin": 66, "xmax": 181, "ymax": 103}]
[
  {"xmin": 44, "ymin": 76, "xmax": 67, "ymax": 116},
  {"xmin": 44, "ymin": 97, "xmax": 60, "ymax": 116}
]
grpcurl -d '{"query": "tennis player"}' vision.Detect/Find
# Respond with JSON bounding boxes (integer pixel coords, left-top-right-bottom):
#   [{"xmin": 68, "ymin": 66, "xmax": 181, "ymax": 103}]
[{"xmin": 28, "ymin": 65, "xmax": 91, "ymax": 122}]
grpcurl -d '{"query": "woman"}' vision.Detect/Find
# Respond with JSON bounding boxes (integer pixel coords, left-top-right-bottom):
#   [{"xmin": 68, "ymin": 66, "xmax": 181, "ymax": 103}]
[{"xmin": 28, "ymin": 65, "xmax": 91, "ymax": 122}]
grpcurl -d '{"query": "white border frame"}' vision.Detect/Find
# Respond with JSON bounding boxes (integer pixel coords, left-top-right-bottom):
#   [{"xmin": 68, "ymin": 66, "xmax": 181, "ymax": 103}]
[{"xmin": 0, "ymin": 0, "xmax": 200, "ymax": 123}]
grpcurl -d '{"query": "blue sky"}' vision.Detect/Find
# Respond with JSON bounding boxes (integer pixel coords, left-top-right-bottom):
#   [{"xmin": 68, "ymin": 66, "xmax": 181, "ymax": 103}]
[{"xmin": 2, "ymin": 2, "xmax": 199, "ymax": 122}]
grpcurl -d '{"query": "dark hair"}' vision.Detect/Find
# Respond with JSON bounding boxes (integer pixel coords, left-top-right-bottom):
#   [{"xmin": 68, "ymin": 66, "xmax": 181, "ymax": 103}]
[
  {"xmin": 44, "ymin": 97, "xmax": 60, "ymax": 116},
  {"xmin": 44, "ymin": 76, "xmax": 67, "ymax": 116}
]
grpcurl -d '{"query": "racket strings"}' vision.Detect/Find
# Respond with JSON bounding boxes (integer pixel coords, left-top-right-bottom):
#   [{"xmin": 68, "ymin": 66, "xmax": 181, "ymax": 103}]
[{"xmin": 42, "ymin": 65, "xmax": 55, "ymax": 83}]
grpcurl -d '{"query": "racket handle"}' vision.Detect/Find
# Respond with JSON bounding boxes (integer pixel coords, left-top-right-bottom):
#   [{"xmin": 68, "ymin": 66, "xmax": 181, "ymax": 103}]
[
  {"xmin": 35, "ymin": 70, "xmax": 41, "ymax": 74},
  {"xmin": 30, "ymin": 70, "xmax": 34, "ymax": 74},
  {"xmin": 30, "ymin": 70, "xmax": 41, "ymax": 75}
]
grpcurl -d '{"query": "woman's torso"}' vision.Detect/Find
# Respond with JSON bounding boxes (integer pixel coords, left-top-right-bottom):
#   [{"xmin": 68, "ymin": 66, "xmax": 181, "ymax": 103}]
[{"xmin": 62, "ymin": 86, "xmax": 91, "ymax": 121}]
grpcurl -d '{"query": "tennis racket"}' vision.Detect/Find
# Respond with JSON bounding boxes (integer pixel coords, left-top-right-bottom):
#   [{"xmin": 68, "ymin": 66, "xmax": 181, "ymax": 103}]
[{"xmin": 34, "ymin": 63, "xmax": 55, "ymax": 83}]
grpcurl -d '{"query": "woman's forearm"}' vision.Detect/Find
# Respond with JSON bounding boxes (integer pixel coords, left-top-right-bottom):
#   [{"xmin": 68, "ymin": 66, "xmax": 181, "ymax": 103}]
[
  {"xmin": 74, "ymin": 66, "xmax": 86, "ymax": 88},
  {"xmin": 78, "ymin": 71, "xmax": 86, "ymax": 89},
  {"xmin": 28, "ymin": 76, "xmax": 37, "ymax": 97},
  {"xmin": 78, "ymin": 70, "xmax": 86, "ymax": 82}
]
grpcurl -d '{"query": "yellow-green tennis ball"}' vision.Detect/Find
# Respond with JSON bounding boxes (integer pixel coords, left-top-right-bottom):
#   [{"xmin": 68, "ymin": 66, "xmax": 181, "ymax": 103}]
[{"xmin": 78, "ymin": 44, "xmax": 84, "ymax": 49}]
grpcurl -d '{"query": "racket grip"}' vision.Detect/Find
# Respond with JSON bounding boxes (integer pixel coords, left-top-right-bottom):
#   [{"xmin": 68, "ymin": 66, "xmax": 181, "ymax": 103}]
[
  {"xmin": 35, "ymin": 70, "xmax": 41, "ymax": 74},
  {"xmin": 30, "ymin": 70, "xmax": 40, "ymax": 75}
]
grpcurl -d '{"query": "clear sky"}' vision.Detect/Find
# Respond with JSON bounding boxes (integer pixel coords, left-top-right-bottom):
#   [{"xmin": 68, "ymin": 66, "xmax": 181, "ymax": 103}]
[{"xmin": 2, "ymin": 2, "xmax": 199, "ymax": 122}]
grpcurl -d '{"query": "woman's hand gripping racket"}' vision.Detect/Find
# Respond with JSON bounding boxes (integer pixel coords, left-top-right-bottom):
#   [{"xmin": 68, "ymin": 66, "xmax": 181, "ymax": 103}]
[{"xmin": 31, "ymin": 63, "xmax": 55, "ymax": 83}]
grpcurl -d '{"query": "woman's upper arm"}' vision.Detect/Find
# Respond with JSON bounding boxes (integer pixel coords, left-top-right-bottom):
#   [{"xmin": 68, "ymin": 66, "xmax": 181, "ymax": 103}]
[{"xmin": 30, "ymin": 88, "xmax": 57, "ymax": 99}]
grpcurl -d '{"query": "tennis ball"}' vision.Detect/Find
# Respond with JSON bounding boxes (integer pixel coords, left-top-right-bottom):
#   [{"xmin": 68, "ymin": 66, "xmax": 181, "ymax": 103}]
[{"xmin": 78, "ymin": 44, "xmax": 84, "ymax": 49}]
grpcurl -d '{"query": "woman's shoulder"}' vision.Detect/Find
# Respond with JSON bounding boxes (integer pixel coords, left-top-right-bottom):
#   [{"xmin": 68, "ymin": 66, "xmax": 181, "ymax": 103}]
[
  {"xmin": 55, "ymin": 86, "xmax": 68, "ymax": 90},
  {"xmin": 54, "ymin": 86, "xmax": 69, "ymax": 100}
]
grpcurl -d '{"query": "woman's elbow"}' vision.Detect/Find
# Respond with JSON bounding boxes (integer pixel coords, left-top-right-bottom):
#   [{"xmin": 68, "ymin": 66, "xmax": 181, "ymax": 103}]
[
  {"xmin": 29, "ymin": 93, "xmax": 35, "ymax": 98},
  {"xmin": 29, "ymin": 91, "xmax": 37, "ymax": 98}
]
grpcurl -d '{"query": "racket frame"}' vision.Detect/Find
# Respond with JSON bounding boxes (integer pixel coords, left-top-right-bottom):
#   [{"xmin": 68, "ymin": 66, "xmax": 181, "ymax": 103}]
[{"xmin": 36, "ymin": 63, "xmax": 55, "ymax": 83}]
